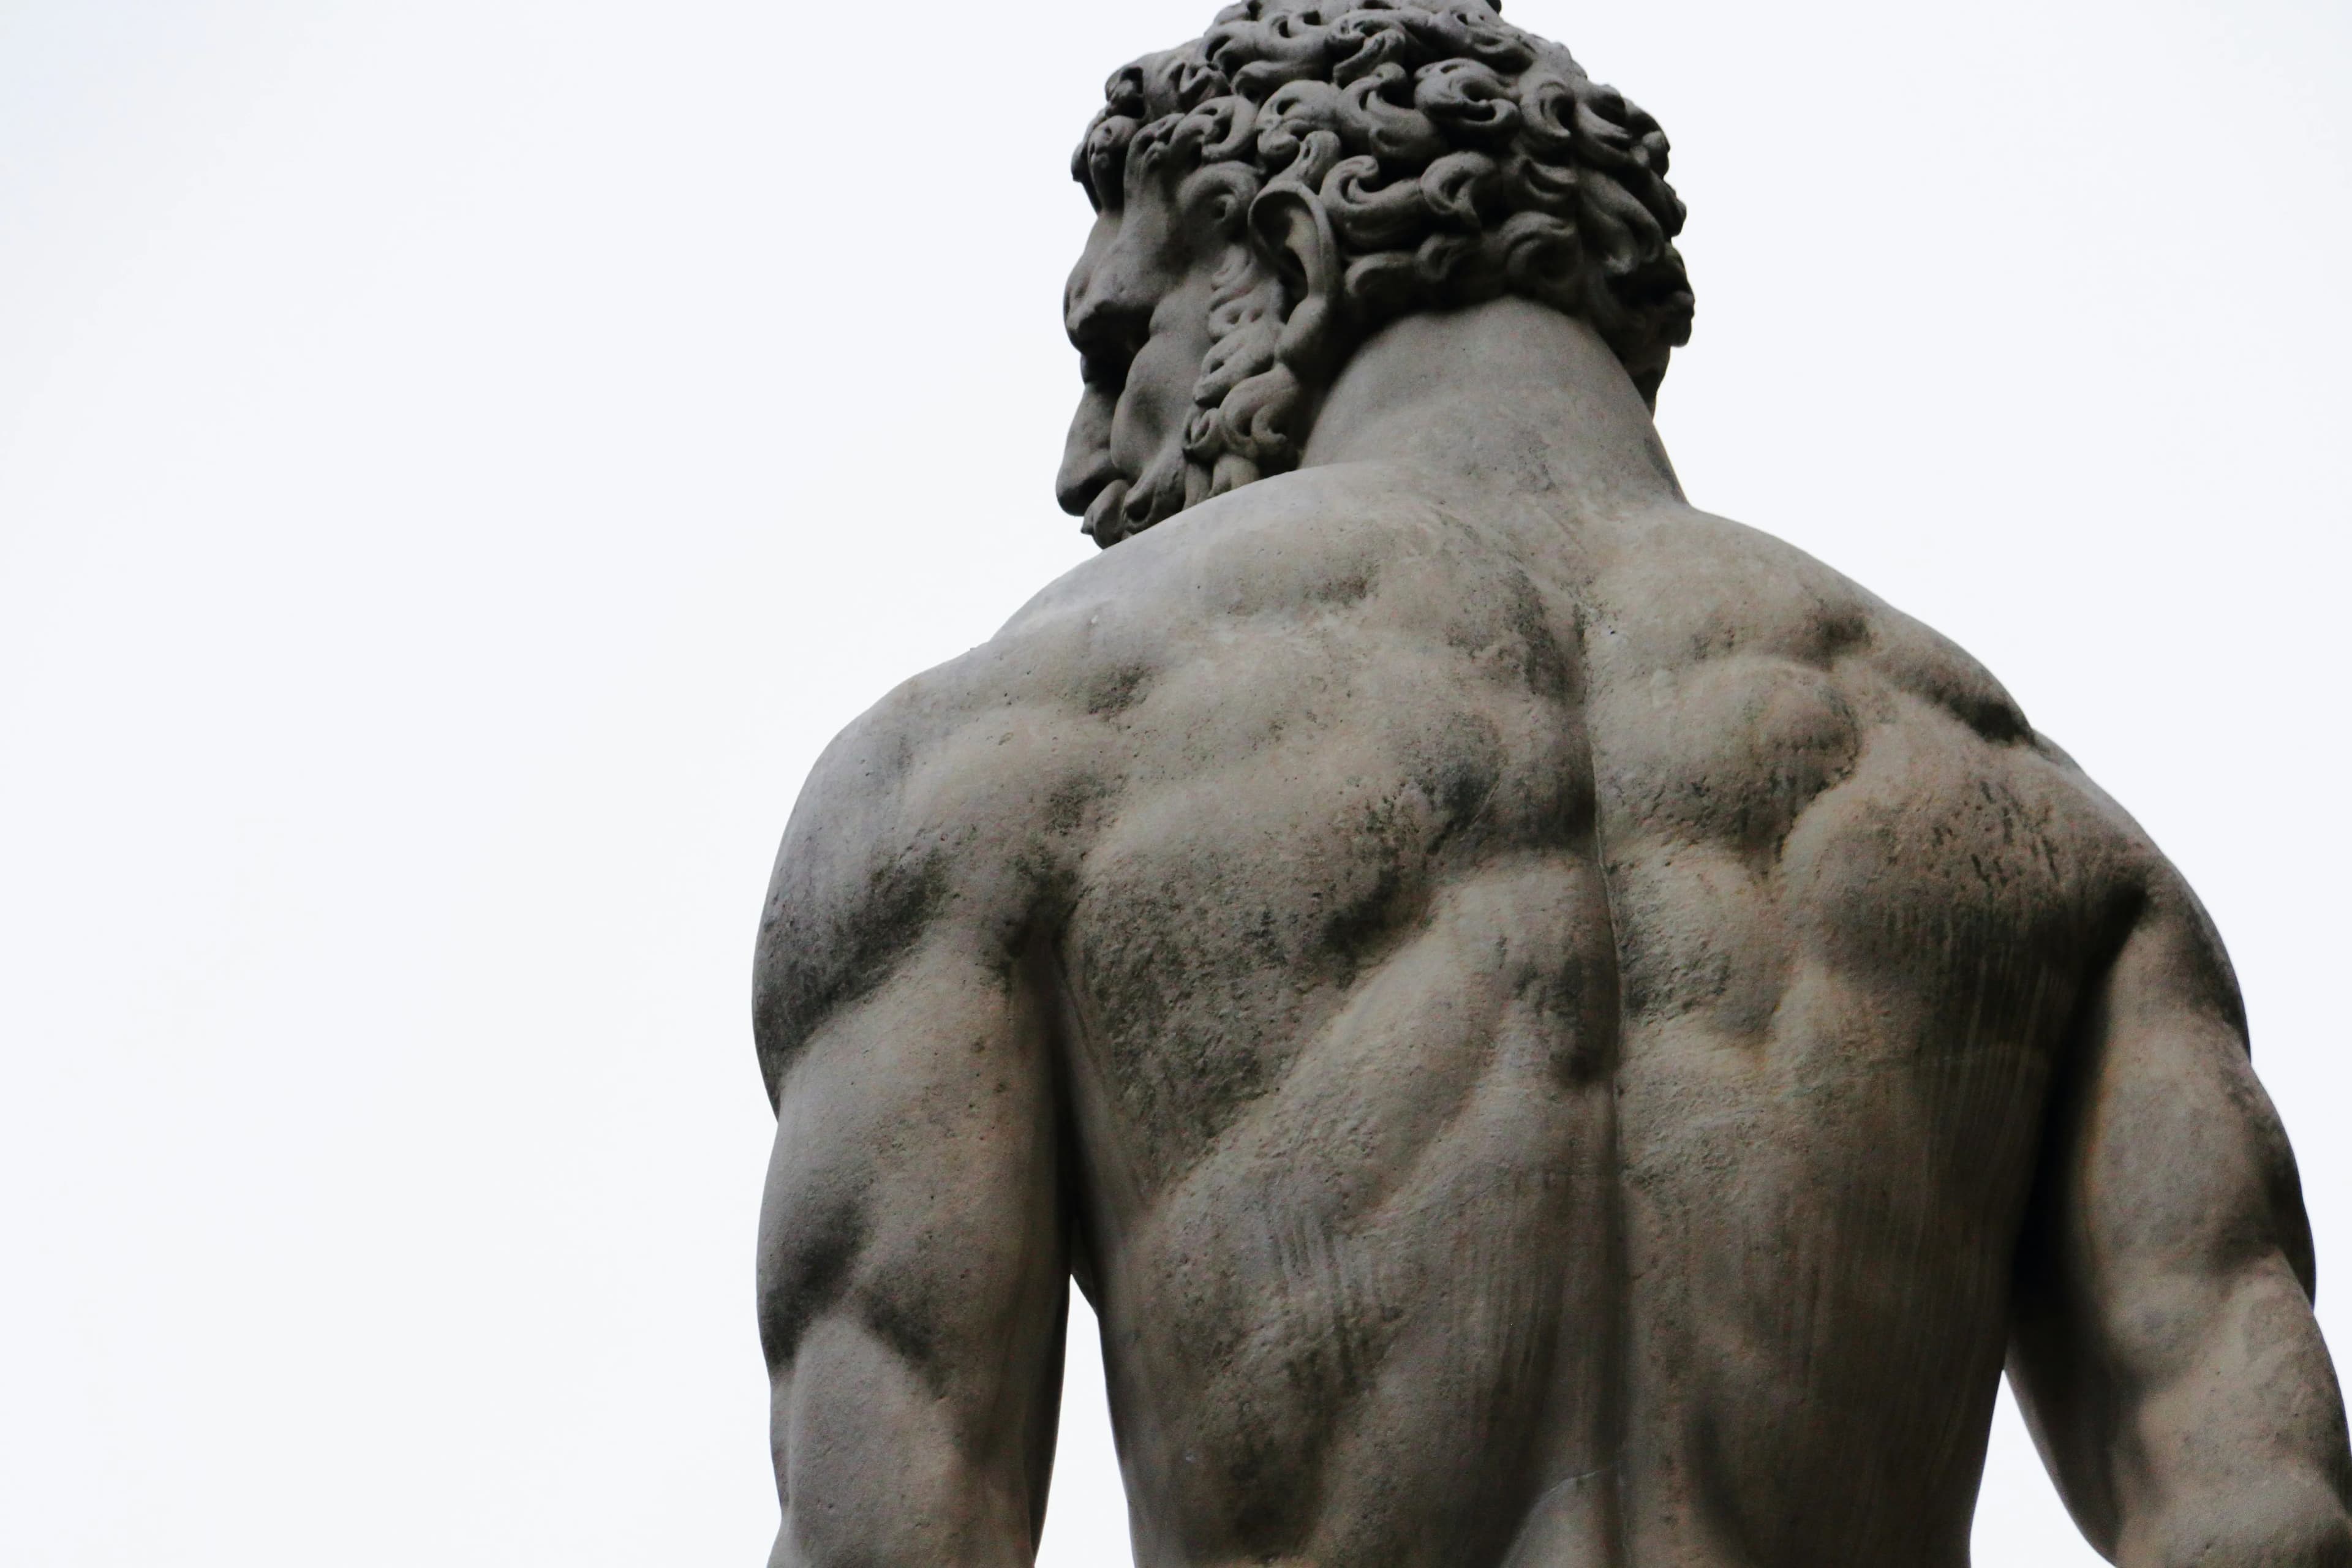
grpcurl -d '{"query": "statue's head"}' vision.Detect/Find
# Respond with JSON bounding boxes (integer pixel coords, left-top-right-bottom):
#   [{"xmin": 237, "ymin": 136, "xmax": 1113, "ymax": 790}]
[{"xmin": 1057, "ymin": 0, "xmax": 1694, "ymax": 546}]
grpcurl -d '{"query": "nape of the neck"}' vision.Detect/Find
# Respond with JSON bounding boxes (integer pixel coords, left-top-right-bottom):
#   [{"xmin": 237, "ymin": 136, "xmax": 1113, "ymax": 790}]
[{"xmin": 1300, "ymin": 295, "xmax": 1679, "ymax": 502}]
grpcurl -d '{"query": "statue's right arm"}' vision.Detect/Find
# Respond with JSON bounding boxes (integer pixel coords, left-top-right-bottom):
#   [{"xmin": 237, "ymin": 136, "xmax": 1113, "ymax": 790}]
[
  {"xmin": 751, "ymin": 690, "xmax": 1069, "ymax": 1568},
  {"xmin": 2008, "ymin": 851, "xmax": 2352, "ymax": 1566}
]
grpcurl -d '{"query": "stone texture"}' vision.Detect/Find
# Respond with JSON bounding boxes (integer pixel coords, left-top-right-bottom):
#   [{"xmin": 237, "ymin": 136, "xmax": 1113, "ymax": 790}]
[{"xmin": 751, "ymin": 5, "xmax": 2352, "ymax": 1564}]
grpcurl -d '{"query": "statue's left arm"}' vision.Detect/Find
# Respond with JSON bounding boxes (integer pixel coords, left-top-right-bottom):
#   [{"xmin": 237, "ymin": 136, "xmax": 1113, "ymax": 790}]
[
  {"xmin": 750, "ymin": 686, "xmax": 1071, "ymax": 1568},
  {"xmin": 2009, "ymin": 861, "xmax": 2352, "ymax": 1565}
]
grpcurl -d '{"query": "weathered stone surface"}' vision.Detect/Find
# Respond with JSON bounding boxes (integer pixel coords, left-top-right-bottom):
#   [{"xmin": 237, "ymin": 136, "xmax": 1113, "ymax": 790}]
[{"xmin": 752, "ymin": 5, "xmax": 2352, "ymax": 1564}]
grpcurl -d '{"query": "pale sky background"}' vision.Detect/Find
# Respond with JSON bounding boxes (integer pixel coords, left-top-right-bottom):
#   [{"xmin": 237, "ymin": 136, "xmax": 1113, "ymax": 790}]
[{"xmin": 1, "ymin": 1, "xmax": 2345, "ymax": 1562}]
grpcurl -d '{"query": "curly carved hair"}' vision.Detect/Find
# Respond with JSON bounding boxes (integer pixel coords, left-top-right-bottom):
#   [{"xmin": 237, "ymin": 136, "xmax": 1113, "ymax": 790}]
[{"xmin": 1073, "ymin": 0, "xmax": 1693, "ymax": 545}]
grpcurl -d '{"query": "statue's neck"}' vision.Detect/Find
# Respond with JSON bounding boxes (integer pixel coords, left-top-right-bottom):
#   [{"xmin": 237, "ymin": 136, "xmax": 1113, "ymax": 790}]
[{"xmin": 1299, "ymin": 295, "xmax": 1683, "ymax": 505}]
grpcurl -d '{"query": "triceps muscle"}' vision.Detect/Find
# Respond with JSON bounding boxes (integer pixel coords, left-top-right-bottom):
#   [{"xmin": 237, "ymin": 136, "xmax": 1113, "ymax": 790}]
[
  {"xmin": 2010, "ymin": 875, "xmax": 2351, "ymax": 1561},
  {"xmin": 758, "ymin": 935, "xmax": 1069, "ymax": 1567}
]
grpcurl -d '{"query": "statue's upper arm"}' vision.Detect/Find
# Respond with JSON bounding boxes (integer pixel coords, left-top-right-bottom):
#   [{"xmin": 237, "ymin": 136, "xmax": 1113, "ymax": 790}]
[
  {"xmin": 753, "ymin": 691, "xmax": 956, "ymax": 1107},
  {"xmin": 2009, "ymin": 839, "xmax": 2349, "ymax": 1555},
  {"xmin": 751, "ymin": 673, "xmax": 1076, "ymax": 1561},
  {"xmin": 2058, "ymin": 867, "xmax": 2308, "ymax": 1294}
]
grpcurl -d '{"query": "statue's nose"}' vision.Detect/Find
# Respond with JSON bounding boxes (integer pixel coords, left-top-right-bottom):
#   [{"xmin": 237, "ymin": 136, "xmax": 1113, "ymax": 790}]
[
  {"xmin": 1065, "ymin": 284, "xmax": 1153, "ymax": 373},
  {"xmin": 1064, "ymin": 233, "xmax": 1159, "ymax": 369}
]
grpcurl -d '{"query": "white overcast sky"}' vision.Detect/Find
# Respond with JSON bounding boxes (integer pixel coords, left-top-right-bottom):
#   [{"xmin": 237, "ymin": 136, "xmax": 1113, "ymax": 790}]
[{"xmin": 1, "ymin": 1, "xmax": 2345, "ymax": 1562}]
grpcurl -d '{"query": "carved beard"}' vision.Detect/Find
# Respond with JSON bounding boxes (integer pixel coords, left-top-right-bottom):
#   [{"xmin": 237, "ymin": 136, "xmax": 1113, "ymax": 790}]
[
  {"xmin": 1085, "ymin": 434, "xmax": 1208, "ymax": 548},
  {"xmin": 1078, "ymin": 475, "xmax": 1131, "ymax": 543},
  {"xmin": 1085, "ymin": 243, "xmax": 1297, "ymax": 549}
]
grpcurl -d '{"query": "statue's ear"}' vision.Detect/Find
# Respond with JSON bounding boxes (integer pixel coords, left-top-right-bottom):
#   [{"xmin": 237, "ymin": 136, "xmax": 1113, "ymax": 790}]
[
  {"xmin": 1248, "ymin": 182, "xmax": 1341, "ymax": 375},
  {"xmin": 1249, "ymin": 181, "xmax": 1340, "ymax": 306}
]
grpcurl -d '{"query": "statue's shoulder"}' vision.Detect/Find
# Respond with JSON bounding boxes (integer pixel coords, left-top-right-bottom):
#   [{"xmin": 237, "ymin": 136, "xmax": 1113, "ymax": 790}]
[
  {"xmin": 757, "ymin": 598, "xmax": 1125, "ymax": 1086},
  {"xmin": 1594, "ymin": 502, "xmax": 2030, "ymax": 747},
  {"xmin": 1597, "ymin": 502, "xmax": 2179, "ymax": 892},
  {"xmin": 790, "ymin": 472, "xmax": 1374, "ymax": 829},
  {"xmin": 757, "ymin": 481, "xmax": 1399, "ymax": 1073},
  {"xmin": 787, "ymin": 620, "xmax": 1102, "ymax": 860}
]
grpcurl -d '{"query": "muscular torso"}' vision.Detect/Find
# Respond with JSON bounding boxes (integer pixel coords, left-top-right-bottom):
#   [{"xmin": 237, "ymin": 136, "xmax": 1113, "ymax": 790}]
[{"xmin": 794, "ymin": 464, "xmax": 2143, "ymax": 1567}]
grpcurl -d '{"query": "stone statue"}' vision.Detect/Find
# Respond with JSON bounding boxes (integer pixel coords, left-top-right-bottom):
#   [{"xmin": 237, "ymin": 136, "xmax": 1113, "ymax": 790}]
[{"xmin": 750, "ymin": 4, "xmax": 2352, "ymax": 1564}]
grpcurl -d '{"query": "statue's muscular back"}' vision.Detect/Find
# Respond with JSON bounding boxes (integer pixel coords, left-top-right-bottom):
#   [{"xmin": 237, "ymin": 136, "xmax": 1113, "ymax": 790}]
[{"xmin": 755, "ymin": 454, "xmax": 2264, "ymax": 1567}]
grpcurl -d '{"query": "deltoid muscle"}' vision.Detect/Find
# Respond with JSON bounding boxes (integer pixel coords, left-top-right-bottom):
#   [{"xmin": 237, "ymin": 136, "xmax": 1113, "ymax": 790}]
[{"xmin": 1071, "ymin": 1, "xmax": 1694, "ymax": 543}]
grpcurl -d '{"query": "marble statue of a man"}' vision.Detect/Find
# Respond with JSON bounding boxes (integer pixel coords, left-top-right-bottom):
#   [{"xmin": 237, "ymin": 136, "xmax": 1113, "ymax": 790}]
[{"xmin": 751, "ymin": 4, "xmax": 2352, "ymax": 1564}]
